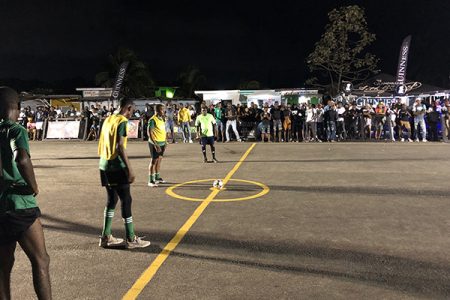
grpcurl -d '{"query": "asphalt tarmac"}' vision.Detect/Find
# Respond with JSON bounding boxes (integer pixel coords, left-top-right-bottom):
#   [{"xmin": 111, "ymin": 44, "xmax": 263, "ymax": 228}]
[{"xmin": 9, "ymin": 140, "xmax": 450, "ymax": 299}]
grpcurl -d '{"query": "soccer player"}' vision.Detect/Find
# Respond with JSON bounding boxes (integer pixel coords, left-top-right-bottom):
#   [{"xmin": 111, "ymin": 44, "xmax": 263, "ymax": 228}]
[
  {"xmin": 195, "ymin": 106, "xmax": 218, "ymax": 163},
  {"xmin": 147, "ymin": 104, "xmax": 167, "ymax": 187},
  {"xmin": 0, "ymin": 86, "xmax": 52, "ymax": 299},
  {"xmin": 98, "ymin": 98, "xmax": 150, "ymax": 249}
]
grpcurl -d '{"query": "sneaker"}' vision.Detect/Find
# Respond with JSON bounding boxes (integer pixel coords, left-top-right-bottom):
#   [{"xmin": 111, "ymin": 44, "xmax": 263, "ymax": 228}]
[
  {"xmin": 408, "ymin": 138, "xmax": 413, "ymax": 142},
  {"xmin": 212, "ymin": 158, "xmax": 218, "ymax": 163},
  {"xmin": 99, "ymin": 235, "xmax": 124, "ymax": 248},
  {"xmin": 423, "ymin": 139, "xmax": 427, "ymax": 142},
  {"xmin": 126, "ymin": 236, "xmax": 151, "ymax": 249},
  {"xmin": 156, "ymin": 177, "xmax": 166, "ymax": 184},
  {"xmin": 415, "ymin": 139, "xmax": 419, "ymax": 142},
  {"xmin": 204, "ymin": 158, "xmax": 208, "ymax": 163},
  {"xmin": 237, "ymin": 139, "xmax": 242, "ymax": 142},
  {"xmin": 189, "ymin": 140, "xmax": 193, "ymax": 143},
  {"xmin": 401, "ymin": 138, "xmax": 405, "ymax": 142},
  {"xmin": 148, "ymin": 180, "xmax": 158, "ymax": 187}
]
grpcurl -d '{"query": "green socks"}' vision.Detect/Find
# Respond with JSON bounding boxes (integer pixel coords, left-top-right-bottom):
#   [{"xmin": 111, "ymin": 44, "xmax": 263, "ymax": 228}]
[
  {"xmin": 101, "ymin": 208, "xmax": 115, "ymax": 236},
  {"xmin": 124, "ymin": 216, "xmax": 135, "ymax": 240}
]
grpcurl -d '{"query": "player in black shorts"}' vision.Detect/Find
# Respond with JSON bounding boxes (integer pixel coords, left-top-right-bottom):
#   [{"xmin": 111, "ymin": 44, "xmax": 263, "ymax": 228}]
[
  {"xmin": 0, "ymin": 86, "xmax": 52, "ymax": 299},
  {"xmin": 147, "ymin": 104, "xmax": 167, "ymax": 187},
  {"xmin": 195, "ymin": 106, "xmax": 218, "ymax": 163},
  {"xmin": 98, "ymin": 98, "xmax": 150, "ymax": 249}
]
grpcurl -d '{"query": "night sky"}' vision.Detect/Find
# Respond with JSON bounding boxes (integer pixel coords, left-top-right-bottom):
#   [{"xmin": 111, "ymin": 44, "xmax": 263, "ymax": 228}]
[{"xmin": 0, "ymin": 0, "xmax": 449, "ymax": 91}]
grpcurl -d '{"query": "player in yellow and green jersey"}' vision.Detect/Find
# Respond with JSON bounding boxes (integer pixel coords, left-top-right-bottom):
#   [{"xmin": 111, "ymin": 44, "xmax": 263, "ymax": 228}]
[
  {"xmin": 147, "ymin": 104, "xmax": 168, "ymax": 187},
  {"xmin": 98, "ymin": 98, "xmax": 150, "ymax": 249},
  {"xmin": 195, "ymin": 105, "xmax": 218, "ymax": 163}
]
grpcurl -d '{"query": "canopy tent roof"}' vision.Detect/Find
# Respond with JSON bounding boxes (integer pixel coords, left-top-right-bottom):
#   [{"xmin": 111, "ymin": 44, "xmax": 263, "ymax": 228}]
[{"xmin": 353, "ymin": 73, "xmax": 447, "ymax": 97}]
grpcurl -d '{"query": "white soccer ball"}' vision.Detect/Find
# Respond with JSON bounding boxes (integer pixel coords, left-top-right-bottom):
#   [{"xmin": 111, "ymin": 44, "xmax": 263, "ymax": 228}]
[{"xmin": 213, "ymin": 179, "xmax": 223, "ymax": 189}]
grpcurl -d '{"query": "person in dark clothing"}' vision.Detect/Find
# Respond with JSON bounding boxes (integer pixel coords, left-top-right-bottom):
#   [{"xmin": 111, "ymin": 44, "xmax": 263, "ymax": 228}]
[
  {"xmin": 324, "ymin": 102, "xmax": 338, "ymax": 142},
  {"xmin": 427, "ymin": 105, "xmax": 441, "ymax": 141}
]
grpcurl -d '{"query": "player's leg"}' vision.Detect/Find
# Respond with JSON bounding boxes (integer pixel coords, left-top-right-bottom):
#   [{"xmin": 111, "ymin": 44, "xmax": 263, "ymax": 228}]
[
  {"xmin": 100, "ymin": 186, "xmax": 123, "ymax": 247},
  {"xmin": 116, "ymin": 185, "xmax": 150, "ymax": 249},
  {"xmin": 18, "ymin": 219, "xmax": 52, "ymax": 300},
  {"xmin": 208, "ymin": 137, "xmax": 217, "ymax": 162},
  {"xmin": 201, "ymin": 137, "xmax": 208, "ymax": 162},
  {"xmin": 155, "ymin": 147, "xmax": 165, "ymax": 183},
  {"xmin": 0, "ymin": 242, "xmax": 16, "ymax": 300}
]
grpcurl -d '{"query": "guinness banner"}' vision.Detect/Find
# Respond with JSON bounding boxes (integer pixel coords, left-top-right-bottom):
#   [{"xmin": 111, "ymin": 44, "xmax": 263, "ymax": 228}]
[
  {"xmin": 395, "ymin": 35, "xmax": 412, "ymax": 86},
  {"xmin": 111, "ymin": 61, "xmax": 129, "ymax": 103}
]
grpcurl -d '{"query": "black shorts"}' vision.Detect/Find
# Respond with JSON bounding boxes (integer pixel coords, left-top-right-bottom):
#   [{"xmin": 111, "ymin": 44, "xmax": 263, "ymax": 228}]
[
  {"xmin": 100, "ymin": 169, "xmax": 129, "ymax": 186},
  {"xmin": 201, "ymin": 136, "xmax": 215, "ymax": 146},
  {"xmin": 148, "ymin": 143, "xmax": 165, "ymax": 159},
  {"xmin": 0, "ymin": 207, "xmax": 41, "ymax": 245}
]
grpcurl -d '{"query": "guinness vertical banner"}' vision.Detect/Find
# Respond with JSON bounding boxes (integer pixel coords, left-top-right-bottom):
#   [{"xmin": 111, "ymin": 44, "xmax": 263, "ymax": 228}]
[
  {"xmin": 111, "ymin": 61, "xmax": 129, "ymax": 105},
  {"xmin": 395, "ymin": 35, "xmax": 412, "ymax": 86}
]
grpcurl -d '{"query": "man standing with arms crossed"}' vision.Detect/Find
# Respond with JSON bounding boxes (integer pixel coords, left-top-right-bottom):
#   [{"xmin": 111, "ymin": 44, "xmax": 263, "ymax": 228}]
[
  {"xmin": 147, "ymin": 104, "xmax": 167, "ymax": 187},
  {"xmin": 196, "ymin": 106, "xmax": 218, "ymax": 163},
  {"xmin": 0, "ymin": 86, "xmax": 52, "ymax": 299},
  {"xmin": 98, "ymin": 98, "xmax": 150, "ymax": 249}
]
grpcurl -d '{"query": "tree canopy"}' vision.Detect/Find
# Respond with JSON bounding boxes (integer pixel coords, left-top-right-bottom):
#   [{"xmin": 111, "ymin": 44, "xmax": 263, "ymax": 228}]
[
  {"xmin": 307, "ymin": 5, "xmax": 379, "ymax": 96},
  {"xmin": 95, "ymin": 48, "xmax": 154, "ymax": 98}
]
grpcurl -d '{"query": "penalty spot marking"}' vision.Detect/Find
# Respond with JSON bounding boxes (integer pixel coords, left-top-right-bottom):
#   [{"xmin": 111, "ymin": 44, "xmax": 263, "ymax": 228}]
[
  {"xmin": 122, "ymin": 143, "xmax": 257, "ymax": 300},
  {"xmin": 166, "ymin": 178, "xmax": 269, "ymax": 202}
]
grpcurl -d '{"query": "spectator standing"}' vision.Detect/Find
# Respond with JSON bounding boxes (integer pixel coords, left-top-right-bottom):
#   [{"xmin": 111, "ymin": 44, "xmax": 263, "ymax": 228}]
[
  {"xmin": 398, "ymin": 104, "xmax": 413, "ymax": 142},
  {"xmin": 178, "ymin": 103, "xmax": 193, "ymax": 143},
  {"xmin": 225, "ymin": 103, "xmax": 241, "ymax": 142},
  {"xmin": 324, "ymin": 101, "xmax": 338, "ymax": 142},
  {"xmin": 412, "ymin": 98, "xmax": 427, "ymax": 142},
  {"xmin": 270, "ymin": 102, "xmax": 282, "ymax": 142},
  {"xmin": 213, "ymin": 102, "xmax": 226, "ymax": 142}
]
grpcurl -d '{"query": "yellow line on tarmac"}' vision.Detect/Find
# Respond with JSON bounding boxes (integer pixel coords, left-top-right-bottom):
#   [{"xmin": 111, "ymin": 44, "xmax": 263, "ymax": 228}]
[{"xmin": 123, "ymin": 143, "xmax": 257, "ymax": 300}]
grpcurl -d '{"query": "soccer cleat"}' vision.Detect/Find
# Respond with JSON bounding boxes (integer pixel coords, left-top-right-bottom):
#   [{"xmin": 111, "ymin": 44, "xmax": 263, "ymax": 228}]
[
  {"xmin": 126, "ymin": 236, "xmax": 151, "ymax": 249},
  {"xmin": 99, "ymin": 235, "xmax": 124, "ymax": 248},
  {"xmin": 148, "ymin": 180, "xmax": 159, "ymax": 187}
]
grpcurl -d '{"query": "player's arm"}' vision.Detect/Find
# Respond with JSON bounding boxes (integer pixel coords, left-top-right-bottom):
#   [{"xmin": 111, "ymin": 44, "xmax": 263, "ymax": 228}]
[
  {"xmin": 195, "ymin": 118, "xmax": 201, "ymax": 139},
  {"xmin": 15, "ymin": 148, "xmax": 39, "ymax": 196},
  {"xmin": 212, "ymin": 117, "xmax": 218, "ymax": 137},
  {"xmin": 117, "ymin": 134, "xmax": 135, "ymax": 184}
]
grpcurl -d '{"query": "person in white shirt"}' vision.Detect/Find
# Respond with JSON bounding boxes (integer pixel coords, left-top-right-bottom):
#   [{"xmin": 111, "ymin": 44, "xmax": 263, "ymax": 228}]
[{"xmin": 412, "ymin": 98, "xmax": 427, "ymax": 142}]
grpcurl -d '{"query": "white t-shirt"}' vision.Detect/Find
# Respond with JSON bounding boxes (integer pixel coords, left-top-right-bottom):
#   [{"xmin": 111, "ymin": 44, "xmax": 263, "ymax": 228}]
[{"xmin": 337, "ymin": 107, "xmax": 346, "ymax": 122}]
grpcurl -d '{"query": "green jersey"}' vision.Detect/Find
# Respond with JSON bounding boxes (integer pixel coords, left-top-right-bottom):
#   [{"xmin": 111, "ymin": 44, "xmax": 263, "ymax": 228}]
[
  {"xmin": 195, "ymin": 113, "xmax": 216, "ymax": 137},
  {"xmin": 0, "ymin": 119, "xmax": 38, "ymax": 212}
]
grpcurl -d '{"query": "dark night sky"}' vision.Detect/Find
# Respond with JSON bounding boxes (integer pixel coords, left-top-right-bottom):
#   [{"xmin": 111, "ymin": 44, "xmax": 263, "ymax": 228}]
[{"xmin": 0, "ymin": 0, "xmax": 449, "ymax": 91}]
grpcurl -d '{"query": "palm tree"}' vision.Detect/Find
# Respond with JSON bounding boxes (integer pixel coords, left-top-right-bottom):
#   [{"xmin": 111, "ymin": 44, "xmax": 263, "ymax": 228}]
[
  {"xmin": 177, "ymin": 66, "xmax": 206, "ymax": 98},
  {"xmin": 95, "ymin": 48, "xmax": 154, "ymax": 98}
]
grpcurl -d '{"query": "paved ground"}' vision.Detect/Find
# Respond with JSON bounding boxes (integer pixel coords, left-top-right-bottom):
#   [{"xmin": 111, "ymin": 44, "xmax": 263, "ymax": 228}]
[{"xmin": 9, "ymin": 140, "xmax": 450, "ymax": 299}]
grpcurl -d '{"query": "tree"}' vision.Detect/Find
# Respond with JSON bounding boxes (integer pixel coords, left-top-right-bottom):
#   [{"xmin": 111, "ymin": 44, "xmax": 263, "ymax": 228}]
[
  {"xmin": 177, "ymin": 66, "xmax": 206, "ymax": 98},
  {"xmin": 307, "ymin": 5, "xmax": 379, "ymax": 96},
  {"xmin": 95, "ymin": 48, "xmax": 154, "ymax": 98}
]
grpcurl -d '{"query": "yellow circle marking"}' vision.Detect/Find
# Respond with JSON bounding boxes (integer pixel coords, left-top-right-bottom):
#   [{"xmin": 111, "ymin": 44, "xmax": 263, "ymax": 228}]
[{"xmin": 166, "ymin": 179, "xmax": 269, "ymax": 202}]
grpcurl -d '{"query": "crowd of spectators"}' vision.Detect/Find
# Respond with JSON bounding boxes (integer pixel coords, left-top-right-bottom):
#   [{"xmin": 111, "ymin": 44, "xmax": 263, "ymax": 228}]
[
  {"xmin": 201, "ymin": 98, "xmax": 450, "ymax": 143},
  {"xmin": 18, "ymin": 98, "xmax": 450, "ymax": 143}
]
